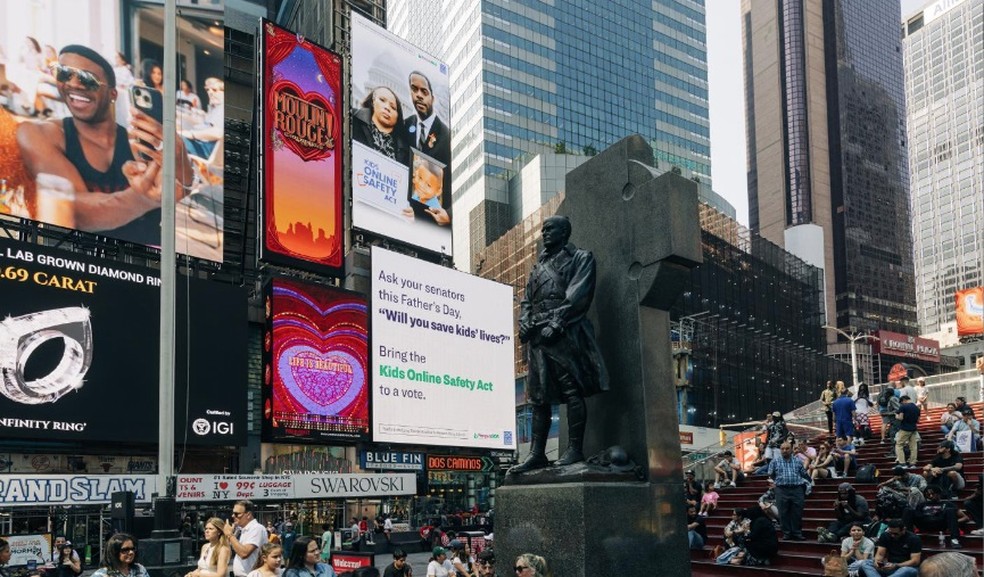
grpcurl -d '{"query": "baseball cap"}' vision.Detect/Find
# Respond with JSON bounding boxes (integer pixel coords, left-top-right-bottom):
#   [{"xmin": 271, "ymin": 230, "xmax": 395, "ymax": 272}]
[
  {"xmin": 837, "ymin": 482, "xmax": 852, "ymax": 491},
  {"xmin": 448, "ymin": 540, "xmax": 463, "ymax": 550},
  {"xmin": 685, "ymin": 470, "xmax": 695, "ymax": 476},
  {"xmin": 432, "ymin": 546, "xmax": 447, "ymax": 557},
  {"xmin": 940, "ymin": 440, "xmax": 955, "ymax": 450},
  {"xmin": 892, "ymin": 465, "xmax": 906, "ymax": 475},
  {"xmin": 771, "ymin": 411, "xmax": 782, "ymax": 418}
]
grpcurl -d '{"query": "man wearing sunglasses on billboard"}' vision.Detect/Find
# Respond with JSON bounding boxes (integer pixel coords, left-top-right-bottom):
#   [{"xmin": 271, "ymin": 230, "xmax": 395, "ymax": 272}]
[{"xmin": 16, "ymin": 45, "xmax": 194, "ymax": 245}]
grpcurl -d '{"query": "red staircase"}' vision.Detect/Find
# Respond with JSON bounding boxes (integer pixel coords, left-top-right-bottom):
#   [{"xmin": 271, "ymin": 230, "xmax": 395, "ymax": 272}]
[{"xmin": 690, "ymin": 402, "xmax": 983, "ymax": 577}]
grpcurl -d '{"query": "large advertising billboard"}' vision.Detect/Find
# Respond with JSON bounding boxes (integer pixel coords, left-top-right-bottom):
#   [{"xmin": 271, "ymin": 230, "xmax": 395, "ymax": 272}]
[
  {"xmin": 263, "ymin": 278, "xmax": 369, "ymax": 443},
  {"xmin": 873, "ymin": 330, "xmax": 941, "ymax": 363},
  {"xmin": 956, "ymin": 286, "xmax": 983, "ymax": 337},
  {"xmin": 0, "ymin": 0, "xmax": 224, "ymax": 261},
  {"xmin": 259, "ymin": 21, "xmax": 344, "ymax": 274},
  {"xmin": 370, "ymin": 247, "xmax": 515, "ymax": 449},
  {"xmin": 0, "ymin": 237, "xmax": 246, "ymax": 444},
  {"xmin": 350, "ymin": 14, "xmax": 453, "ymax": 257}
]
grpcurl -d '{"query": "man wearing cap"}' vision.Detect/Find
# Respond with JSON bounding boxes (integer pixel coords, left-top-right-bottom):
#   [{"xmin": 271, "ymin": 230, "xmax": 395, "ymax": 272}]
[
  {"xmin": 766, "ymin": 441, "xmax": 810, "ymax": 540},
  {"xmin": 427, "ymin": 546, "xmax": 453, "ymax": 577},
  {"xmin": 383, "ymin": 549, "xmax": 412, "ymax": 577},
  {"xmin": 923, "ymin": 441, "xmax": 965, "ymax": 493},
  {"xmin": 763, "ymin": 412, "xmax": 789, "ymax": 464},
  {"xmin": 683, "ymin": 470, "xmax": 702, "ymax": 508},
  {"xmin": 713, "ymin": 450, "xmax": 742, "ymax": 488},
  {"xmin": 818, "ymin": 482, "xmax": 870, "ymax": 543},
  {"xmin": 17, "ymin": 45, "xmax": 194, "ymax": 245},
  {"xmin": 447, "ymin": 540, "xmax": 468, "ymax": 576}
]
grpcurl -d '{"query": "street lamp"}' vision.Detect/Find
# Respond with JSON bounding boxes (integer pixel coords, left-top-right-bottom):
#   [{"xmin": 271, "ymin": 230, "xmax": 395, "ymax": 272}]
[{"xmin": 822, "ymin": 326, "xmax": 879, "ymax": 388}]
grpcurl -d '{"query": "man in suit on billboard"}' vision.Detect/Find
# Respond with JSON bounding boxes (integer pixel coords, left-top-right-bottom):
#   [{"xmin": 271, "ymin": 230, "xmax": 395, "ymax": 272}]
[{"xmin": 404, "ymin": 71, "xmax": 451, "ymax": 226}]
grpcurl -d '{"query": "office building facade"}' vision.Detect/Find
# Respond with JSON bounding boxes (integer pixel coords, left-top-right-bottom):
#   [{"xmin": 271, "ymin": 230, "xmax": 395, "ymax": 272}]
[
  {"xmin": 902, "ymin": 0, "xmax": 984, "ymax": 338},
  {"xmin": 741, "ymin": 0, "xmax": 917, "ymax": 337},
  {"xmin": 390, "ymin": 0, "xmax": 712, "ymax": 271}
]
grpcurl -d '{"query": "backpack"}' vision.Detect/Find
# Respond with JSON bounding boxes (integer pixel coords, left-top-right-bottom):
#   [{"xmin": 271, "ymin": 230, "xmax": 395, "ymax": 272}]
[
  {"xmin": 877, "ymin": 388, "xmax": 893, "ymax": 409},
  {"xmin": 876, "ymin": 488, "xmax": 907, "ymax": 519},
  {"xmin": 856, "ymin": 464, "xmax": 878, "ymax": 483}
]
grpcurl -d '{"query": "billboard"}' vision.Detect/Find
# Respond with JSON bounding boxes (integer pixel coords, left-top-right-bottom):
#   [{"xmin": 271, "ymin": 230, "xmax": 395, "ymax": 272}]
[
  {"xmin": 259, "ymin": 20, "xmax": 344, "ymax": 274},
  {"xmin": 263, "ymin": 278, "xmax": 369, "ymax": 443},
  {"xmin": 0, "ymin": 237, "xmax": 246, "ymax": 444},
  {"xmin": 0, "ymin": 0, "xmax": 225, "ymax": 261},
  {"xmin": 956, "ymin": 286, "xmax": 983, "ymax": 337},
  {"xmin": 370, "ymin": 247, "xmax": 515, "ymax": 449},
  {"xmin": 350, "ymin": 14, "xmax": 453, "ymax": 257}
]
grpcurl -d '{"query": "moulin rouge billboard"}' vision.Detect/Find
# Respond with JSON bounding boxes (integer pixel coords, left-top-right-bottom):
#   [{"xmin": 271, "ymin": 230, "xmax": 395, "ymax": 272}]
[{"xmin": 259, "ymin": 20, "xmax": 344, "ymax": 275}]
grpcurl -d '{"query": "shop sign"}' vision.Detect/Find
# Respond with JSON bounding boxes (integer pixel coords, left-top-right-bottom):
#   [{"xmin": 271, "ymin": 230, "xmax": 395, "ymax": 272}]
[
  {"xmin": 175, "ymin": 475, "xmax": 293, "ymax": 502},
  {"xmin": 0, "ymin": 475, "xmax": 157, "ymax": 506},
  {"xmin": 361, "ymin": 451, "xmax": 424, "ymax": 471},
  {"xmin": 873, "ymin": 330, "xmax": 940, "ymax": 363},
  {"xmin": 426, "ymin": 455, "xmax": 494, "ymax": 472},
  {"xmin": 331, "ymin": 553, "xmax": 372, "ymax": 573}
]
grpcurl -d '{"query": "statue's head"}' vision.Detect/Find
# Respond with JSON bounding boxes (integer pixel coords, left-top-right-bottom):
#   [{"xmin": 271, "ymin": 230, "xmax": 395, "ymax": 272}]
[{"xmin": 541, "ymin": 215, "xmax": 571, "ymax": 250}]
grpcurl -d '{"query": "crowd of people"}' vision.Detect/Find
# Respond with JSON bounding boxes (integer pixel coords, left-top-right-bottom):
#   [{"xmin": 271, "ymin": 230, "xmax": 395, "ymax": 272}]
[{"xmin": 684, "ymin": 384, "xmax": 982, "ymax": 576}]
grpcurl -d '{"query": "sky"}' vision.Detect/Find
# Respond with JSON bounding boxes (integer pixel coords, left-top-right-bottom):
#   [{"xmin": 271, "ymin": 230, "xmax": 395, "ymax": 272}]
[{"xmin": 705, "ymin": 0, "xmax": 927, "ymax": 227}]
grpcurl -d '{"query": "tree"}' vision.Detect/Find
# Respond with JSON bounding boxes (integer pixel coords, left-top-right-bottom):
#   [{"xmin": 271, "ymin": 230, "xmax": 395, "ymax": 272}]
[
  {"xmin": 583, "ymin": 144, "xmax": 597, "ymax": 156},
  {"xmin": 554, "ymin": 141, "xmax": 567, "ymax": 154}
]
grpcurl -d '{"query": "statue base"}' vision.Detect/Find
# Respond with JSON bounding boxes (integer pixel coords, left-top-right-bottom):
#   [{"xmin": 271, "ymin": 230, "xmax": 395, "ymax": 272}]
[{"xmin": 495, "ymin": 481, "xmax": 690, "ymax": 577}]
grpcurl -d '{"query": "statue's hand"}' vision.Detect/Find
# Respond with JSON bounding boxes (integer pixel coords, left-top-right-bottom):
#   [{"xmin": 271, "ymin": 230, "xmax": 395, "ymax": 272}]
[
  {"xmin": 540, "ymin": 325, "xmax": 557, "ymax": 342},
  {"xmin": 519, "ymin": 322, "xmax": 531, "ymax": 342}
]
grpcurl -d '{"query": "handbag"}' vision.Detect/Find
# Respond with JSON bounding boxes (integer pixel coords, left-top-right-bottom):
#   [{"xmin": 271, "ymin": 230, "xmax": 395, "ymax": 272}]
[{"xmin": 822, "ymin": 549, "xmax": 848, "ymax": 577}]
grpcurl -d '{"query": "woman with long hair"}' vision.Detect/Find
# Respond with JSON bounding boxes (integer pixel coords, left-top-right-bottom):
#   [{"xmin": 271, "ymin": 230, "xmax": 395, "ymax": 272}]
[
  {"xmin": 513, "ymin": 554, "xmax": 551, "ymax": 577},
  {"xmin": 93, "ymin": 533, "xmax": 149, "ymax": 577},
  {"xmin": 52, "ymin": 542, "xmax": 81, "ymax": 577},
  {"xmin": 283, "ymin": 536, "xmax": 335, "ymax": 577},
  {"xmin": 140, "ymin": 59, "xmax": 164, "ymax": 91},
  {"xmin": 809, "ymin": 442, "xmax": 835, "ymax": 482},
  {"xmin": 185, "ymin": 517, "xmax": 231, "ymax": 577},
  {"xmin": 247, "ymin": 543, "xmax": 282, "ymax": 577}
]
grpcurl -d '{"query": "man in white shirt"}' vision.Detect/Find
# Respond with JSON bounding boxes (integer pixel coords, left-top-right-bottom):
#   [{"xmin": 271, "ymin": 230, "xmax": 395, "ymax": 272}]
[{"xmin": 224, "ymin": 499, "xmax": 268, "ymax": 577}]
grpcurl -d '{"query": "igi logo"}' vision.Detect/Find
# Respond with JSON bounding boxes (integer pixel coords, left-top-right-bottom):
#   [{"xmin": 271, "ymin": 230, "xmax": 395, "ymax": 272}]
[{"xmin": 192, "ymin": 418, "xmax": 234, "ymax": 436}]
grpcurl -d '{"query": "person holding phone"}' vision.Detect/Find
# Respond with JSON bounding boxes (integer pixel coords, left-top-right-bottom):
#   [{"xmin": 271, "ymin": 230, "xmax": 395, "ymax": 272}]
[{"xmin": 16, "ymin": 44, "xmax": 194, "ymax": 245}]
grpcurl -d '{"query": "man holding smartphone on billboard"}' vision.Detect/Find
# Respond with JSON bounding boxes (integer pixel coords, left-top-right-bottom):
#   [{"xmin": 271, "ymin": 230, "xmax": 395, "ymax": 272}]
[{"xmin": 16, "ymin": 45, "xmax": 194, "ymax": 245}]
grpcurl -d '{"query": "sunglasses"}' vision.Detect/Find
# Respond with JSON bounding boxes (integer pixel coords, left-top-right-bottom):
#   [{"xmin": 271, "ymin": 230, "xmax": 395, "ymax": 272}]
[
  {"xmin": 231, "ymin": 511, "xmax": 245, "ymax": 517},
  {"xmin": 50, "ymin": 64, "xmax": 106, "ymax": 90},
  {"xmin": 120, "ymin": 547, "xmax": 136, "ymax": 553},
  {"xmin": 514, "ymin": 567, "xmax": 529, "ymax": 572}
]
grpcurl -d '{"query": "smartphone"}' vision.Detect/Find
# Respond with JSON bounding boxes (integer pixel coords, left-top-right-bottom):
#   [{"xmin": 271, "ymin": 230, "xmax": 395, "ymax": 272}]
[{"xmin": 129, "ymin": 85, "xmax": 163, "ymax": 161}]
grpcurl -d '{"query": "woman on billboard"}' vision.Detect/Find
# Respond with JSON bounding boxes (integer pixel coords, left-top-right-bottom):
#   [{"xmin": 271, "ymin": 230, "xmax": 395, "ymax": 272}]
[{"xmin": 351, "ymin": 85, "xmax": 409, "ymax": 165}]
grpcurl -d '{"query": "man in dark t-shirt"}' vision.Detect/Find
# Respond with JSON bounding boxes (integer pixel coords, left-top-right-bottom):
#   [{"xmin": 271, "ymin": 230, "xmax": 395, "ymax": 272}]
[
  {"xmin": 894, "ymin": 396, "xmax": 921, "ymax": 467},
  {"xmin": 857, "ymin": 519, "xmax": 921, "ymax": 577},
  {"xmin": 903, "ymin": 486, "xmax": 961, "ymax": 549},
  {"xmin": 382, "ymin": 549, "xmax": 412, "ymax": 577},
  {"xmin": 923, "ymin": 440, "xmax": 965, "ymax": 493},
  {"xmin": 16, "ymin": 45, "xmax": 193, "ymax": 245}
]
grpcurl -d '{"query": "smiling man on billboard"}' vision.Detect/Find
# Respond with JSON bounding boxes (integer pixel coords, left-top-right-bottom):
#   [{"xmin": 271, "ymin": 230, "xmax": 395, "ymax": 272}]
[{"xmin": 16, "ymin": 45, "xmax": 194, "ymax": 245}]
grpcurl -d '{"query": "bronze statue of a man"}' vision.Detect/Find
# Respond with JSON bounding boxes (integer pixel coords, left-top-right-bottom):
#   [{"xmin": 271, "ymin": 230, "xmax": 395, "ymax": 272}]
[{"xmin": 512, "ymin": 215, "xmax": 609, "ymax": 473}]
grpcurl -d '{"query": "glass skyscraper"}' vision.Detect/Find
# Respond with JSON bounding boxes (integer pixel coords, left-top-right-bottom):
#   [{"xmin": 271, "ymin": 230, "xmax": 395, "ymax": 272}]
[
  {"xmin": 902, "ymin": 0, "xmax": 984, "ymax": 338},
  {"xmin": 389, "ymin": 0, "xmax": 711, "ymax": 271},
  {"xmin": 742, "ymin": 0, "xmax": 917, "ymax": 337}
]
